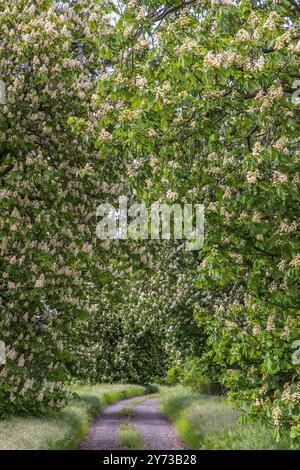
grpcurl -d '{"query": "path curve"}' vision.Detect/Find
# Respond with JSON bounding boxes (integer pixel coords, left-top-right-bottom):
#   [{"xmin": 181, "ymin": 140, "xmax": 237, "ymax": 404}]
[{"xmin": 79, "ymin": 395, "xmax": 184, "ymax": 450}]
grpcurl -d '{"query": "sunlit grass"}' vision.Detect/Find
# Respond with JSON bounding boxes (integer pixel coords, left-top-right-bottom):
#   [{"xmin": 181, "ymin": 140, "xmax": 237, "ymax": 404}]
[
  {"xmin": 118, "ymin": 423, "xmax": 147, "ymax": 450},
  {"xmin": 0, "ymin": 384, "xmax": 146, "ymax": 450}
]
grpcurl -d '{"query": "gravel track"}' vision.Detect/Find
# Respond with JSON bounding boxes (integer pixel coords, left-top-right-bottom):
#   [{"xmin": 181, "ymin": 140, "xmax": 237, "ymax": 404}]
[{"xmin": 79, "ymin": 395, "xmax": 184, "ymax": 450}]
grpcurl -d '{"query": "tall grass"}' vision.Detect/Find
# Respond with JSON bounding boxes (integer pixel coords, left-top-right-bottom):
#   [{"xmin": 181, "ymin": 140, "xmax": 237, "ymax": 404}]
[
  {"xmin": 160, "ymin": 386, "xmax": 293, "ymax": 450},
  {"xmin": 0, "ymin": 384, "xmax": 146, "ymax": 450}
]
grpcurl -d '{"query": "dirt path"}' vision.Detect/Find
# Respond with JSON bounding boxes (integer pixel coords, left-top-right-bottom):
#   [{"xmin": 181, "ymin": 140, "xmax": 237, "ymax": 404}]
[{"xmin": 79, "ymin": 395, "xmax": 184, "ymax": 450}]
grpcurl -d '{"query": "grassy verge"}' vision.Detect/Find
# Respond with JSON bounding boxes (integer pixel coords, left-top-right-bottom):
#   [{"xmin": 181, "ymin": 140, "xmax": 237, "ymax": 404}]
[
  {"xmin": 0, "ymin": 384, "xmax": 146, "ymax": 450},
  {"xmin": 160, "ymin": 386, "xmax": 293, "ymax": 450},
  {"xmin": 118, "ymin": 423, "xmax": 147, "ymax": 450}
]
